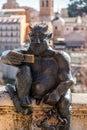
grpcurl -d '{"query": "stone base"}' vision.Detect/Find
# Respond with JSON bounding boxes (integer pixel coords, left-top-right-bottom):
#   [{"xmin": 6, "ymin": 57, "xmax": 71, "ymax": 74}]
[
  {"xmin": 0, "ymin": 86, "xmax": 58, "ymax": 130},
  {"xmin": 0, "ymin": 86, "xmax": 87, "ymax": 130}
]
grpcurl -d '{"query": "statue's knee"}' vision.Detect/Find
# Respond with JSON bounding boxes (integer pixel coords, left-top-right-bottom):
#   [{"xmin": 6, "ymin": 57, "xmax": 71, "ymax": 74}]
[
  {"xmin": 57, "ymin": 95, "xmax": 71, "ymax": 118},
  {"xmin": 15, "ymin": 65, "xmax": 32, "ymax": 97},
  {"xmin": 16, "ymin": 66, "xmax": 30, "ymax": 76},
  {"xmin": 58, "ymin": 89, "xmax": 71, "ymax": 109},
  {"xmin": 32, "ymin": 84, "xmax": 44, "ymax": 98},
  {"xmin": 59, "ymin": 97, "xmax": 70, "ymax": 109}
]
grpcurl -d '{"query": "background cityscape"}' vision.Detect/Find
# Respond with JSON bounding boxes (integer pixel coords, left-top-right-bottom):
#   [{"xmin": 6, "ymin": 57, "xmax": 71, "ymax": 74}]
[
  {"xmin": 0, "ymin": 0, "xmax": 87, "ymax": 93},
  {"xmin": 0, "ymin": 0, "xmax": 69, "ymax": 11}
]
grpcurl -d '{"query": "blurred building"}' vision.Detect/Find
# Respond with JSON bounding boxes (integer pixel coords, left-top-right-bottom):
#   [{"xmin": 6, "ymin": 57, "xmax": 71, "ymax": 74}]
[
  {"xmin": 39, "ymin": 0, "xmax": 54, "ymax": 21},
  {"xmin": 52, "ymin": 14, "xmax": 87, "ymax": 50},
  {"xmin": 0, "ymin": 8, "xmax": 30, "ymax": 23},
  {"xmin": 52, "ymin": 12, "xmax": 65, "ymax": 39},
  {"xmin": 1, "ymin": 0, "xmax": 87, "ymax": 50},
  {"xmin": 2, "ymin": 0, "xmax": 19, "ymax": 9},
  {"xmin": 24, "ymin": 7, "xmax": 39, "ymax": 22},
  {"xmin": 61, "ymin": 8, "xmax": 68, "ymax": 18},
  {"xmin": 0, "ymin": 14, "xmax": 27, "ymax": 52}
]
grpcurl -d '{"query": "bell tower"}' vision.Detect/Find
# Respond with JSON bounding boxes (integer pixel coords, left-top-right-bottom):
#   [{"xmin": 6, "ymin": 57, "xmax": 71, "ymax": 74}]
[{"xmin": 40, "ymin": 0, "xmax": 54, "ymax": 21}]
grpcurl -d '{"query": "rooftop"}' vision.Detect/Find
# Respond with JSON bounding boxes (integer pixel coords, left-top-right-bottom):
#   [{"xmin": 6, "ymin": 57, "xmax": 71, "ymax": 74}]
[{"xmin": 0, "ymin": 15, "xmax": 25, "ymax": 23}]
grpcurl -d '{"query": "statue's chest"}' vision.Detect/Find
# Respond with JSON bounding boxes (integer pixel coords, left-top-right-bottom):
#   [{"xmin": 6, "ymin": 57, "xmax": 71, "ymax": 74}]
[{"xmin": 31, "ymin": 57, "xmax": 58, "ymax": 73}]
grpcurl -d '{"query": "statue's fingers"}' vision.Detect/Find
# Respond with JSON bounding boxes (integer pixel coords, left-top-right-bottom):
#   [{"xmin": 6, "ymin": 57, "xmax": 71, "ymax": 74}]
[
  {"xmin": 10, "ymin": 54, "xmax": 24, "ymax": 59},
  {"xmin": 9, "ymin": 58, "xmax": 23, "ymax": 64},
  {"xmin": 11, "ymin": 60, "xmax": 22, "ymax": 65},
  {"xmin": 10, "ymin": 56, "xmax": 24, "ymax": 61},
  {"xmin": 11, "ymin": 52, "xmax": 24, "ymax": 58}
]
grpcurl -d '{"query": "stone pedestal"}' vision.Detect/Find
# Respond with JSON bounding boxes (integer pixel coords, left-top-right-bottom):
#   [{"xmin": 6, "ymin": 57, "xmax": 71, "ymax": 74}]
[
  {"xmin": 0, "ymin": 86, "xmax": 57, "ymax": 130},
  {"xmin": 0, "ymin": 86, "xmax": 32, "ymax": 130},
  {"xmin": 0, "ymin": 86, "xmax": 87, "ymax": 130}
]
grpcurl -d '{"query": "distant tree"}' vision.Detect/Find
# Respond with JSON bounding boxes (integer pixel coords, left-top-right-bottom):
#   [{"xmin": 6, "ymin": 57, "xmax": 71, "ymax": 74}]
[{"xmin": 68, "ymin": 0, "xmax": 87, "ymax": 17}]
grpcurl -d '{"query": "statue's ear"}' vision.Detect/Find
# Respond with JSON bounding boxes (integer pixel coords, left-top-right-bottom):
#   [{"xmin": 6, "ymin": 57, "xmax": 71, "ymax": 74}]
[
  {"xmin": 48, "ymin": 33, "xmax": 52, "ymax": 38},
  {"xmin": 44, "ymin": 24, "xmax": 48, "ymax": 31},
  {"xmin": 29, "ymin": 26, "xmax": 33, "ymax": 31},
  {"xmin": 46, "ymin": 25, "xmax": 48, "ymax": 29}
]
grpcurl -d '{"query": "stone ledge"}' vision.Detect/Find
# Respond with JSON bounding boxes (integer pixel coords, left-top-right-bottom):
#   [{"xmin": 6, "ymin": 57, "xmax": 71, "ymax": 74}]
[
  {"xmin": 72, "ymin": 93, "xmax": 87, "ymax": 105},
  {"xmin": 0, "ymin": 86, "xmax": 87, "ymax": 130},
  {"xmin": 0, "ymin": 86, "xmax": 13, "ymax": 106},
  {"xmin": 1, "ymin": 86, "xmax": 87, "ymax": 106}
]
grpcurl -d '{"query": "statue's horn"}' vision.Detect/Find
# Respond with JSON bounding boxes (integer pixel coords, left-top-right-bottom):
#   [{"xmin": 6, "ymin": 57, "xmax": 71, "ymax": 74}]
[
  {"xmin": 46, "ymin": 25, "xmax": 48, "ymax": 29},
  {"xmin": 29, "ymin": 26, "xmax": 33, "ymax": 30},
  {"xmin": 44, "ymin": 25, "xmax": 48, "ymax": 31}
]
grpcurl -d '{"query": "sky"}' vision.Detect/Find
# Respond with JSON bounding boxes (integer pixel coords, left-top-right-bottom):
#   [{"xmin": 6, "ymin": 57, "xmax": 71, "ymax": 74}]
[{"xmin": 0, "ymin": 0, "xmax": 70, "ymax": 12}]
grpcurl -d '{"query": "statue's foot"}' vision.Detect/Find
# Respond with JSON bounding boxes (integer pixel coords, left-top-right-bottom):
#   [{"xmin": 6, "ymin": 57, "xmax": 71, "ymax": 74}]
[
  {"xmin": 6, "ymin": 84, "xmax": 33, "ymax": 115},
  {"xmin": 5, "ymin": 84, "xmax": 16, "ymax": 99},
  {"xmin": 22, "ymin": 107, "xmax": 33, "ymax": 115}
]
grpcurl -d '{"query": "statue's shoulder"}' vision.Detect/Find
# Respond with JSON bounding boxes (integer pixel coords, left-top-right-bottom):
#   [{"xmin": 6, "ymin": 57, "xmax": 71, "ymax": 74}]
[
  {"xmin": 47, "ymin": 48, "xmax": 71, "ymax": 65},
  {"xmin": 54, "ymin": 50, "xmax": 71, "ymax": 67}
]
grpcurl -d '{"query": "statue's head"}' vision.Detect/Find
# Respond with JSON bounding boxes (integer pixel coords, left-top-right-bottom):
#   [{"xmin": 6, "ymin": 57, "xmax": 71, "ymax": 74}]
[{"xmin": 29, "ymin": 23, "xmax": 52, "ymax": 55}]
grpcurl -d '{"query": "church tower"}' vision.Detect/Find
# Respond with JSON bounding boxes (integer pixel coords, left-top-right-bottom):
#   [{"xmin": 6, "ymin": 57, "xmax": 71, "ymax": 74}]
[{"xmin": 40, "ymin": 0, "xmax": 54, "ymax": 21}]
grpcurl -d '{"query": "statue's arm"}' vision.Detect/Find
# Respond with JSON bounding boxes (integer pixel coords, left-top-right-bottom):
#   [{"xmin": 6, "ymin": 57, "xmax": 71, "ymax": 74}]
[
  {"xmin": 0, "ymin": 49, "xmax": 27, "ymax": 66},
  {"xmin": 56, "ymin": 51, "xmax": 74, "ymax": 95},
  {"xmin": 43, "ymin": 51, "xmax": 74, "ymax": 105}
]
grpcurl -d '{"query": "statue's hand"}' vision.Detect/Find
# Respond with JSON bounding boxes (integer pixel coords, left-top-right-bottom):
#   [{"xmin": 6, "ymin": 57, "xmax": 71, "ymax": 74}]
[
  {"xmin": 43, "ymin": 91, "xmax": 60, "ymax": 106},
  {"xmin": 43, "ymin": 81, "xmax": 73, "ymax": 106},
  {"xmin": 1, "ymin": 50, "xmax": 24, "ymax": 65}
]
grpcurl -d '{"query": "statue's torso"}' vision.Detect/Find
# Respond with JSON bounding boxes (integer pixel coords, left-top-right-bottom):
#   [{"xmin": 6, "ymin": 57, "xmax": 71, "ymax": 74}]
[{"xmin": 30, "ymin": 55, "xmax": 58, "ymax": 91}]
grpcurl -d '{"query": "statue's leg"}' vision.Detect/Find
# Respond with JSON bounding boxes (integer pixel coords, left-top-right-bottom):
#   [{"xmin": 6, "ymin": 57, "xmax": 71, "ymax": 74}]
[
  {"xmin": 6, "ymin": 84, "xmax": 32, "ymax": 115},
  {"xmin": 56, "ymin": 89, "xmax": 72, "ymax": 130},
  {"xmin": 16, "ymin": 65, "xmax": 32, "ymax": 106},
  {"xmin": 6, "ymin": 65, "xmax": 32, "ymax": 115}
]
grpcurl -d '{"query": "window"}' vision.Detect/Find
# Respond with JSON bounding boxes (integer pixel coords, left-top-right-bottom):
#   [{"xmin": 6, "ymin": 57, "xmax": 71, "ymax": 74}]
[
  {"xmin": 16, "ymin": 26, "xmax": 18, "ymax": 30},
  {"xmin": 0, "ymin": 27, "xmax": 2, "ymax": 31},
  {"xmin": 52, "ymin": 0, "xmax": 53, "ymax": 7},
  {"xmin": 11, "ymin": 27, "xmax": 13, "ymax": 31},
  {"xmin": 66, "ymin": 28, "xmax": 69, "ymax": 30},
  {"xmin": 73, "ymin": 27, "xmax": 79, "ymax": 31},
  {"xmin": 5, "ymin": 27, "xmax": 7, "ymax": 31},
  {"xmin": 46, "ymin": 0, "xmax": 48, "ymax": 7},
  {"xmin": 55, "ymin": 26, "xmax": 58, "ymax": 30},
  {"xmin": 81, "ymin": 28, "xmax": 84, "ymax": 30},
  {"xmin": 11, "ymin": 32, "xmax": 13, "ymax": 37},
  {"xmin": 42, "ymin": 1, "xmax": 44, "ymax": 7},
  {"xmin": 0, "ymin": 32, "xmax": 2, "ymax": 36}
]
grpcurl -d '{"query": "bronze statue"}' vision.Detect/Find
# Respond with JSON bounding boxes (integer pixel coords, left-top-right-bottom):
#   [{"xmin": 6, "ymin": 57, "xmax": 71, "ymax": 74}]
[{"xmin": 1, "ymin": 23, "xmax": 74, "ymax": 130}]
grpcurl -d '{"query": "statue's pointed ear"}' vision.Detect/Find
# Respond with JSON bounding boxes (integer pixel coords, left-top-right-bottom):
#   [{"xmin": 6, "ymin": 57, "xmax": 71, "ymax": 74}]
[
  {"xmin": 44, "ymin": 25, "xmax": 48, "ymax": 31},
  {"xmin": 48, "ymin": 33, "xmax": 52, "ymax": 38},
  {"xmin": 29, "ymin": 26, "xmax": 33, "ymax": 31},
  {"xmin": 46, "ymin": 25, "xmax": 48, "ymax": 29}
]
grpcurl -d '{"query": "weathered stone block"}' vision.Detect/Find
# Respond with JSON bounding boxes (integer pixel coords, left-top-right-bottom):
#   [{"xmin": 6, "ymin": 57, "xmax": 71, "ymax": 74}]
[{"xmin": 0, "ymin": 86, "xmax": 87, "ymax": 130}]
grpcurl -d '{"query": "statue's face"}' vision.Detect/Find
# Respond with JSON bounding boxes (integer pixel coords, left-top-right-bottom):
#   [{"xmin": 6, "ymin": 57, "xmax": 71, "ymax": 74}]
[{"xmin": 29, "ymin": 24, "xmax": 52, "ymax": 55}]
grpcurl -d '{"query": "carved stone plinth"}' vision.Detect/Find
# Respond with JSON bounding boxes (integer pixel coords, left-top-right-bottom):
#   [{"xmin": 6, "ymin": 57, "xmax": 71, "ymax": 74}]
[
  {"xmin": 0, "ymin": 86, "xmax": 59, "ymax": 130},
  {"xmin": 0, "ymin": 86, "xmax": 32, "ymax": 130},
  {"xmin": 1, "ymin": 86, "xmax": 87, "ymax": 130}
]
